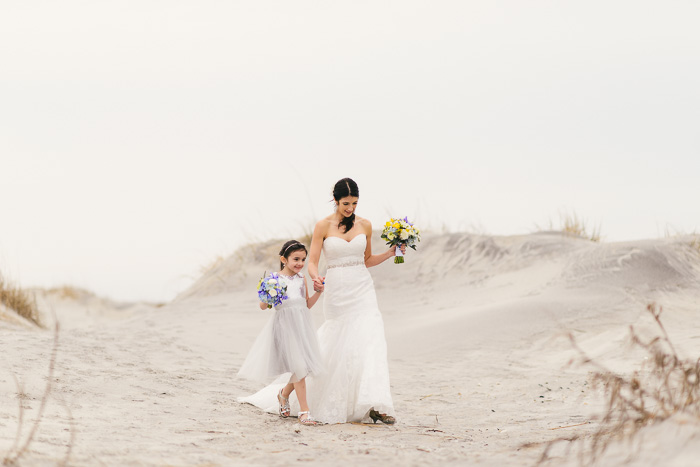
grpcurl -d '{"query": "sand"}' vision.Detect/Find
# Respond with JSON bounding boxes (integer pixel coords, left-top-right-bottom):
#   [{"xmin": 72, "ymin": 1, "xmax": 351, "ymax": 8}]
[{"xmin": 2, "ymin": 231, "xmax": 700, "ymax": 466}]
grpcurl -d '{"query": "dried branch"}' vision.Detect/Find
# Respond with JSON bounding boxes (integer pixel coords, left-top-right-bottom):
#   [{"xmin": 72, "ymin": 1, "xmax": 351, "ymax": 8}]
[{"xmin": 538, "ymin": 303, "xmax": 700, "ymax": 466}]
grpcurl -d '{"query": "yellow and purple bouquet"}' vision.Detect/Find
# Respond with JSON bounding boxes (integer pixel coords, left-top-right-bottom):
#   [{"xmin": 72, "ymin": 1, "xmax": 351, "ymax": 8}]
[
  {"xmin": 381, "ymin": 217, "xmax": 421, "ymax": 264},
  {"xmin": 257, "ymin": 272, "xmax": 288, "ymax": 309}
]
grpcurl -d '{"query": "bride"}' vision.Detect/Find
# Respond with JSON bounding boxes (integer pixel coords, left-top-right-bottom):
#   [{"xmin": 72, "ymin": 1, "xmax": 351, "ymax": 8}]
[
  {"xmin": 238, "ymin": 177, "xmax": 403, "ymax": 424},
  {"xmin": 306, "ymin": 177, "xmax": 403, "ymax": 424}
]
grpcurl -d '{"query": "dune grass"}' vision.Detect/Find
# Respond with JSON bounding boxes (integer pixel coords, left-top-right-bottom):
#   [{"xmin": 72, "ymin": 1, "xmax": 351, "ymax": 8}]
[
  {"xmin": 538, "ymin": 303, "xmax": 700, "ymax": 465},
  {"xmin": 689, "ymin": 235, "xmax": 700, "ymax": 254},
  {"xmin": 0, "ymin": 274, "xmax": 42, "ymax": 327},
  {"xmin": 47, "ymin": 286, "xmax": 83, "ymax": 300},
  {"xmin": 661, "ymin": 227, "xmax": 700, "ymax": 255},
  {"xmin": 537, "ymin": 211, "xmax": 602, "ymax": 242}
]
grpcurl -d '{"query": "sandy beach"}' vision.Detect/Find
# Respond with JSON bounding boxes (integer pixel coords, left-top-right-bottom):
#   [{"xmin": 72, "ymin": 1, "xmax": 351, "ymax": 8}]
[{"xmin": 2, "ymin": 230, "xmax": 700, "ymax": 466}]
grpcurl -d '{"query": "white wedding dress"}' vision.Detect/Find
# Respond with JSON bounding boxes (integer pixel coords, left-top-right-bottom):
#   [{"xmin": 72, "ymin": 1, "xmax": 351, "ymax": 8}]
[{"xmin": 238, "ymin": 233, "xmax": 395, "ymax": 424}]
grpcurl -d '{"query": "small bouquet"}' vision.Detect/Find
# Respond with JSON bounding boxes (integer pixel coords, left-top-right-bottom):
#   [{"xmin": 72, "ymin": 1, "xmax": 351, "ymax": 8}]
[
  {"xmin": 381, "ymin": 217, "xmax": 421, "ymax": 264},
  {"xmin": 257, "ymin": 272, "xmax": 288, "ymax": 309}
]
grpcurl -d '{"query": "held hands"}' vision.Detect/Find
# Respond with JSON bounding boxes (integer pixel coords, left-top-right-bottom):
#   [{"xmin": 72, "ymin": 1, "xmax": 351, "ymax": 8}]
[{"xmin": 313, "ymin": 276, "xmax": 325, "ymax": 293}]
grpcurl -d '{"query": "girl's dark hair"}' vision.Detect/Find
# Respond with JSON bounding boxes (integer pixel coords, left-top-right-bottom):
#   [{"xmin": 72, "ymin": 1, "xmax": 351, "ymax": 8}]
[
  {"xmin": 332, "ymin": 177, "xmax": 359, "ymax": 233},
  {"xmin": 279, "ymin": 240, "xmax": 308, "ymax": 270}
]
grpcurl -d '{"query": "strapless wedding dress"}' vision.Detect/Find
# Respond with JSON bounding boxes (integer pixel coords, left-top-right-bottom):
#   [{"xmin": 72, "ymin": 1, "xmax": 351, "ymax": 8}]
[
  {"xmin": 238, "ymin": 233, "xmax": 394, "ymax": 424},
  {"xmin": 307, "ymin": 233, "xmax": 394, "ymax": 423}
]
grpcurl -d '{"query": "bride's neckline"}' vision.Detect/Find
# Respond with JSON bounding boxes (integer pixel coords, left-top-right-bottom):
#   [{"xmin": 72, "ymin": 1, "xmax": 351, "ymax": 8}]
[{"xmin": 324, "ymin": 233, "xmax": 366, "ymax": 243}]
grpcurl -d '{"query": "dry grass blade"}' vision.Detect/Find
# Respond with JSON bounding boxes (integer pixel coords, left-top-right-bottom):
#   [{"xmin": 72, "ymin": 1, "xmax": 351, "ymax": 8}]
[
  {"xmin": 537, "ymin": 303, "xmax": 700, "ymax": 466},
  {"xmin": 560, "ymin": 212, "xmax": 601, "ymax": 242},
  {"xmin": 0, "ymin": 274, "xmax": 42, "ymax": 327},
  {"xmin": 690, "ymin": 235, "xmax": 700, "ymax": 254},
  {"xmin": 535, "ymin": 211, "xmax": 602, "ymax": 242},
  {"xmin": 3, "ymin": 318, "xmax": 61, "ymax": 465}
]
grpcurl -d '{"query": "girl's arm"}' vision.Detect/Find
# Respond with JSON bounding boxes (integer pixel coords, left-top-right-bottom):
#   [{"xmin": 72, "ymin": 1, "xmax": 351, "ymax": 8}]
[
  {"xmin": 308, "ymin": 220, "xmax": 326, "ymax": 289},
  {"xmin": 363, "ymin": 219, "xmax": 406, "ymax": 268},
  {"xmin": 305, "ymin": 275, "xmax": 323, "ymax": 308}
]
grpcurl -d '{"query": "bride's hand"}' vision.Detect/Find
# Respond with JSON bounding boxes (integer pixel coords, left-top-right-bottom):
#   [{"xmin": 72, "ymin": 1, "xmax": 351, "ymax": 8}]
[
  {"xmin": 313, "ymin": 276, "xmax": 325, "ymax": 292},
  {"xmin": 388, "ymin": 244, "xmax": 407, "ymax": 255}
]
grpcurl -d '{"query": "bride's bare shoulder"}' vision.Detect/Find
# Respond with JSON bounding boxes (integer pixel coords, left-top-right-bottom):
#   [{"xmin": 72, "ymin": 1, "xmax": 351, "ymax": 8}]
[
  {"xmin": 314, "ymin": 216, "xmax": 334, "ymax": 233},
  {"xmin": 355, "ymin": 216, "xmax": 372, "ymax": 233}
]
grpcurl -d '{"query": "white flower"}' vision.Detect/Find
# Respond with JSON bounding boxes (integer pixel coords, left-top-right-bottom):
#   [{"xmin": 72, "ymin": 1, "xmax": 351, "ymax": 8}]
[
  {"xmin": 400, "ymin": 229, "xmax": 409, "ymax": 240},
  {"xmin": 269, "ymin": 289, "xmax": 277, "ymax": 297},
  {"xmin": 387, "ymin": 233, "xmax": 396, "ymax": 241},
  {"xmin": 267, "ymin": 279, "xmax": 277, "ymax": 285}
]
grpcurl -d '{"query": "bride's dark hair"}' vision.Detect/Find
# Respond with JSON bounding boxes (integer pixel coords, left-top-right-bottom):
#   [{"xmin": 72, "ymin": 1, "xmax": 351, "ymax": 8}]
[
  {"xmin": 332, "ymin": 178, "xmax": 360, "ymax": 233},
  {"xmin": 279, "ymin": 240, "xmax": 307, "ymax": 270}
]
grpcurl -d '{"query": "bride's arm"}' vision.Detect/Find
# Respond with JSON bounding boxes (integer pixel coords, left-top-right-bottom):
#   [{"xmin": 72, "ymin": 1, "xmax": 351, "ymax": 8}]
[
  {"xmin": 305, "ymin": 274, "xmax": 323, "ymax": 308},
  {"xmin": 363, "ymin": 219, "xmax": 398, "ymax": 268},
  {"xmin": 308, "ymin": 220, "xmax": 326, "ymax": 288}
]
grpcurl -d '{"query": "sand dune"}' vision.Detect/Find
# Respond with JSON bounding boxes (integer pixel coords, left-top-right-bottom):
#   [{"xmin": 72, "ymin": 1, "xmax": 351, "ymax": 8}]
[{"xmin": 2, "ymin": 231, "xmax": 700, "ymax": 465}]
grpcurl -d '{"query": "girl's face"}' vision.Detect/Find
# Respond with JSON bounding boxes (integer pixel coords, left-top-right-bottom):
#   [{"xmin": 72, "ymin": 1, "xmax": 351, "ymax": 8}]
[
  {"xmin": 336, "ymin": 196, "xmax": 358, "ymax": 218},
  {"xmin": 282, "ymin": 250, "xmax": 307, "ymax": 274}
]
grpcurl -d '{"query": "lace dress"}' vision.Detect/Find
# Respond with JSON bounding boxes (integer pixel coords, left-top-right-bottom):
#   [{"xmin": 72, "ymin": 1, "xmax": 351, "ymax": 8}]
[
  {"xmin": 238, "ymin": 234, "xmax": 394, "ymax": 424},
  {"xmin": 237, "ymin": 273, "xmax": 324, "ymax": 385}
]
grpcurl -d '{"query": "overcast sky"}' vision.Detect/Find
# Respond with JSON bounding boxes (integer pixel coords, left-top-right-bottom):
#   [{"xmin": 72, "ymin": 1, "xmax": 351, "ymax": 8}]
[{"xmin": 2, "ymin": 1, "xmax": 699, "ymax": 302}]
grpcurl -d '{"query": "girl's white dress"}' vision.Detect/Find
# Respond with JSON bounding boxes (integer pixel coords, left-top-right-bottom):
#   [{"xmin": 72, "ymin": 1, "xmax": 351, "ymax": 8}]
[
  {"xmin": 238, "ymin": 234, "xmax": 395, "ymax": 424},
  {"xmin": 237, "ymin": 272, "xmax": 324, "ymax": 385}
]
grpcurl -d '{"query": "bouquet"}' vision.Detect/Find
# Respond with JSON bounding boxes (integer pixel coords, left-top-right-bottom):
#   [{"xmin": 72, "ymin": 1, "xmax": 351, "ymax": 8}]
[
  {"xmin": 257, "ymin": 272, "xmax": 288, "ymax": 308},
  {"xmin": 381, "ymin": 217, "xmax": 421, "ymax": 264}
]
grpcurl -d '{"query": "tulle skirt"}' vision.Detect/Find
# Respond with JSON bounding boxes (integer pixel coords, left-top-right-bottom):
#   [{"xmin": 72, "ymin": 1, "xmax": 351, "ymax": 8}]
[
  {"xmin": 238, "ymin": 263, "xmax": 395, "ymax": 424},
  {"xmin": 237, "ymin": 305, "xmax": 324, "ymax": 385}
]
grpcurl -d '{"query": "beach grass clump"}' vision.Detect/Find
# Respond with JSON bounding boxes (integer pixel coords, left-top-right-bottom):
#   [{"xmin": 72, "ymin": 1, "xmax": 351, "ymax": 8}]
[
  {"xmin": 661, "ymin": 227, "xmax": 700, "ymax": 254},
  {"xmin": 47, "ymin": 286, "xmax": 82, "ymax": 300},
  {"xmin": 539, "ymin": 303, "xmax": 700, "ymax": 465},
  {"xmin": 536, "ymin": 211, "xmax": 601, "ymax": 242},
  {"xmin": 560, "ymin": 212, "xmax": 601, "ymax": 242},
  {"xmin": 0, "ymin": 274, "xmax": 42, "ymax": 327},
  {"xmin": 690, "ymin": 235, "xmax": 700, "ymax": 254},
  {"xmin": 199, "ymin": 255, "xmax": 226, "ymax": 275}
]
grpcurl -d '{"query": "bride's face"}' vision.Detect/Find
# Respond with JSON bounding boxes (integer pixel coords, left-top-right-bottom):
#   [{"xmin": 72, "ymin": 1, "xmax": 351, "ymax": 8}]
[{"xmin": 336, "ymin": 196, "xmax": 358, "ymax": 217}]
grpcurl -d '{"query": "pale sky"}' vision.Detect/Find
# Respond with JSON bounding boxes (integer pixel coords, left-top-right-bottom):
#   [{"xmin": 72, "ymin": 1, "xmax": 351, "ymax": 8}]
[{"xmin": 2, "ymin": 1, "xmax": 699, "ymax": 302}]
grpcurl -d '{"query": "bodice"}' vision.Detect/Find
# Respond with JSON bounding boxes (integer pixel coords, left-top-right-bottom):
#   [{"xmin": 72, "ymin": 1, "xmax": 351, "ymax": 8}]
[
  {"xmin": 276, "ymin": 273, "xmax": 306, "ymax": 310},
  {"xmin": 322, "ymin": 234, "xmax": 367, "ymax": 268}
]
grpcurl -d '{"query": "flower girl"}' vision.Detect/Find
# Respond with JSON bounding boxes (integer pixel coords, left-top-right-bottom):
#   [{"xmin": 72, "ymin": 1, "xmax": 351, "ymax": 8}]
[{"xmin": 237, "ymin": 240, "xmax": 324, "ymax": 425}]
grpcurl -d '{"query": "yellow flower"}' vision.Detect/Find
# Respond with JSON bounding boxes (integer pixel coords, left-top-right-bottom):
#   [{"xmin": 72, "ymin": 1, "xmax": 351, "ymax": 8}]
[{"xmin": 393, "ymin": 222, "xmax": 400, "ymax": 229}]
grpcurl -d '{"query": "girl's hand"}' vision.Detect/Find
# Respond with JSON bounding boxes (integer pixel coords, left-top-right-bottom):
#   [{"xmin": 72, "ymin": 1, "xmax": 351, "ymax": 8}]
[{"xmin": 313, "ymin": 276, "xmax": 325, "ymax": 292}]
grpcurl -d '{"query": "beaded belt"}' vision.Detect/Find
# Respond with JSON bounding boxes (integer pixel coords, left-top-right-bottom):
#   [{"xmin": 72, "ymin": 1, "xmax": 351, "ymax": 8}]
[{"xmin": 326, "ymin": 259, "xmax": 365, "ymax": 269}]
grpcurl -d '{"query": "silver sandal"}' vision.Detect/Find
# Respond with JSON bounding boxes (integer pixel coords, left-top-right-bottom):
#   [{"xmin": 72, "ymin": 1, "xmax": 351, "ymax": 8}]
[
  {"xmin": 298, "ymin": 411, "xmax": 318, "ymax": 426},
  {"xmin": 277, "ymin": 389, "xmax": 290, "ymax": 418}
]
